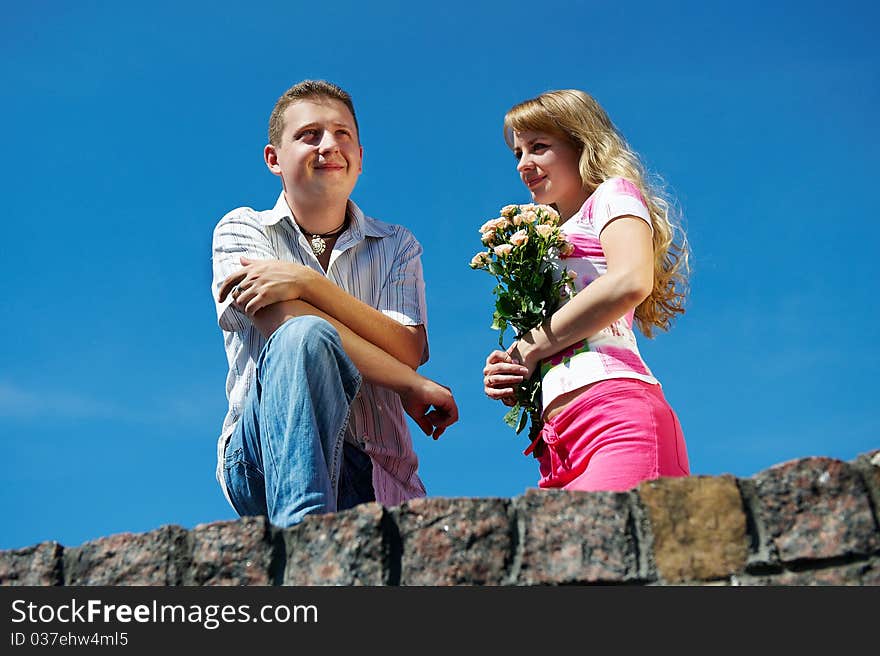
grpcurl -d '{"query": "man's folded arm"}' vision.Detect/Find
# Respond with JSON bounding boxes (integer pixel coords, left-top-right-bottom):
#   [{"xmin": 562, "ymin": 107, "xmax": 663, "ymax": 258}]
[
  {"xmin": 300, "ymin": 273, "xmax": 426, "ymax": 370},
  {"xmin": 219, "ymin": 257, "xmax": 426, "ymax": 370},
  {"xmin": 251, "ymin": 299, "xmax": 418, "ymax": 393},
  {"xmin": 251, "ymin": 299, "xmax": 457, "ymax": 439}
]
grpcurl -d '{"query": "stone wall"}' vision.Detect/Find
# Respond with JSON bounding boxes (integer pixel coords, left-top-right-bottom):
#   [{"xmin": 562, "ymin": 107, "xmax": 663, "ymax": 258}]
[{"xmin": 2, "ymin": 451, "xmax": 878, "ymax": 586}]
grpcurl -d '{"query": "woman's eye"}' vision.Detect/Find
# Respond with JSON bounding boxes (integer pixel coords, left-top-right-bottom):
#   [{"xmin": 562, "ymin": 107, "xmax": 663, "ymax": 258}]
[{"xmin": 533, "ymin": 143, "xmax": 548, "ymax": 152}]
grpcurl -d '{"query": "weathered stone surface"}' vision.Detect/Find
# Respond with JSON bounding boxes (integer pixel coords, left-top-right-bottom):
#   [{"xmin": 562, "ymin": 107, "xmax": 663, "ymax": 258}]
[
  {"xmin": 516, "ymin": 488, "xmax": 639, "ymax": 585},
  {"xmin": 751, "ymin": 457, "xmax": 880, "ymax": 563},
  {"xmin": 3, "ymin": 453, "xmax": 878, "ymax": 587},
  {"xmin": 189, "ymin": 517, "xmax": 275, "ymax": 586},
  {"xmin": 64, "ymin": 526, "xmax": 190, "ymax": 585},
  {"xmin": 0, "ymin": 541, "xmax": 63, "ymax": 586},
  {"xmin": 284, "ymin": 503, "xmax": 386, "ymax": 585},
  {"xmin": 735, "ymin": 558, "xmax": 880, "ymax": 585},
  {"xmin": 639, "ymin": 475, "xmax": 748, "ymax": 583},
  {"xmin": 852, "ymin": 449, "xmax": 880, "ymax": 528},
  {"xmin": 860, "ymin": 558, "xmax": 880, "ymax": 585},
  {"xmin": 395, "ymin": 497, "xmax": 511, "ymax": 585}
]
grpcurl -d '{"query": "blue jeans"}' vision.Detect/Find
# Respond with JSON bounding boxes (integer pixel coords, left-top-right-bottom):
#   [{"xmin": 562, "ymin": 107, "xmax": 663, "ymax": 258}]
[{"xmin": 223, "ymin": 316, "xmax": 375, "ymax": 527}]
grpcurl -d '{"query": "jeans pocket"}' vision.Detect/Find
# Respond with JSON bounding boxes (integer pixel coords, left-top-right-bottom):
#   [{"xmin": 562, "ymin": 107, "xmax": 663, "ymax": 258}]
[{"xmin": 224, "ymin": 447, "xmax": 267, "ymax": 517}]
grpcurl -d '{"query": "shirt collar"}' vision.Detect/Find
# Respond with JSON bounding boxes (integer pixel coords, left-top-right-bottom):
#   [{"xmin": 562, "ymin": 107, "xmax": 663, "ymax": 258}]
[{"xmin": 260, "ymin": 192, "xmax": 394, "ymax": 239}]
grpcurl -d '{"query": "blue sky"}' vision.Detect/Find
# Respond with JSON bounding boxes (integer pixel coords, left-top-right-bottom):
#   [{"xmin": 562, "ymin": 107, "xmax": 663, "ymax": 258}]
[{"xmin": 2, "ymin": 0, "xmax": 877, "ymax": 550}]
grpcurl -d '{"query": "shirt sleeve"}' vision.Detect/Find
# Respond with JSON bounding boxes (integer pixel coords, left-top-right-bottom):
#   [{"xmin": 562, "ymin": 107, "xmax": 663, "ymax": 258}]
[
  {"xmin": 592, "ymin": 177, "xmax": 653, "ymax": 236},
  {"xmin": 211, "ymin": 208, "xmax": 277, "ymax": 333},
  {"xmin": 378, "ymin": 228, "xmax": 430, "ymax": 364}
]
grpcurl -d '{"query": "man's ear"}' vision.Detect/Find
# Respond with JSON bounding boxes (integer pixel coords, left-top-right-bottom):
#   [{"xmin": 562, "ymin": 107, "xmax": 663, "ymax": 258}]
[
  {"xmin": 264, "ymin": 144, "xmax": 281, "ymax": 176},
  {"xmin": 358, "ymin": 145, "xmax": 364, "ymax": 174}
]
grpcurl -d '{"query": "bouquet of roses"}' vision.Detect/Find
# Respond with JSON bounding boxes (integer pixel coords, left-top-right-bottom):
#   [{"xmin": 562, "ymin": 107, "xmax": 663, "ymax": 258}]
[{"xmin": 469, "ymin": 203, "xmax": 576, "ymax": 444}]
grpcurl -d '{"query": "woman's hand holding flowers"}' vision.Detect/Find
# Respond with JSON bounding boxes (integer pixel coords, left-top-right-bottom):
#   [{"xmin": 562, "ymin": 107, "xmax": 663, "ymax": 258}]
[
  {"xmin": 470, "ymin": 203, "xmax": 576, "ymax": 442},
  {"xmin": 483, "ymin": 348, "xmax": 529, "ymax": 407}
]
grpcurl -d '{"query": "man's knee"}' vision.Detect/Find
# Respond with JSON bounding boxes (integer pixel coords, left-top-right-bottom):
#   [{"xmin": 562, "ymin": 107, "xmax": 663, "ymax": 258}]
[
  {"xmin": 269, "ymin": 315, "xmax": 341, "ymax": 358},
  {"xmin": 259, "ymin": 315, "xmax": 357, "ymax": 398}
]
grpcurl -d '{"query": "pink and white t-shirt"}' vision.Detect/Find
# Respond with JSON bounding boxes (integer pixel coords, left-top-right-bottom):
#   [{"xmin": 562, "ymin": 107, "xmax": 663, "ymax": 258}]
[{"xmin": 540, "ymin": 177, "xmax": 660, "ymax": 409}]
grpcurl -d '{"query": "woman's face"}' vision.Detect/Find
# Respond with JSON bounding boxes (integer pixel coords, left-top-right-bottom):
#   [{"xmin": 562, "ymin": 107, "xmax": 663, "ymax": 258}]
[{"xmin": 512, "ymin": 129, "xmax": 586, "ymax": 219}]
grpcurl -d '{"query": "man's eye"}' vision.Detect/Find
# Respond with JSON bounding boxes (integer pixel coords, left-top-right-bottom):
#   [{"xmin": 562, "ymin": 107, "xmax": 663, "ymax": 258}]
[{"xmin": 298, "ymin": 129, "xmax": 319, "ymax": 139}]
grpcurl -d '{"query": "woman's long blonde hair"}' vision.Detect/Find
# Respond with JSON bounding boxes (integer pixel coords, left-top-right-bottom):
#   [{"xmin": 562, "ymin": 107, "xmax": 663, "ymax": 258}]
[{"xmin": 504, "ymin": 89, "xmax": 689, "ymax": 337}]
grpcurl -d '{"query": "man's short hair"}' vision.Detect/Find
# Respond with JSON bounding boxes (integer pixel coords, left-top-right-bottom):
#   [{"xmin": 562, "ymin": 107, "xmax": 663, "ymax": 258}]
[{"xmin": 268, "ymin": 80, "xmax": 359, "ymax": 146}]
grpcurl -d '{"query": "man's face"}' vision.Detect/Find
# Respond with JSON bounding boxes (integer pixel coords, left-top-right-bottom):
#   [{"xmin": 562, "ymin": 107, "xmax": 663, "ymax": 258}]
[{"xmin": 265, "ymin": 98, "xmax": 363, "ymax": 204}]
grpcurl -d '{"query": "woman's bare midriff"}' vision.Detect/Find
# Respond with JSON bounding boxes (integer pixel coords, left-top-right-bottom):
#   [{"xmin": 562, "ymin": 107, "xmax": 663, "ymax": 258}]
[{"xmin": 542, "ymin": 381, "xmax": 601, "ymax": 423}]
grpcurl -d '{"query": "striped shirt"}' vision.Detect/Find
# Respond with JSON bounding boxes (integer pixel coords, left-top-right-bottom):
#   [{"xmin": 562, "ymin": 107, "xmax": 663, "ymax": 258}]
[
  {"xmin": 211, "ymin": 192, "xmax": 429, "ymax": 508},
  {"xmin": 541, "ymin": 177, "xmax": 660, "ymax": 409}
]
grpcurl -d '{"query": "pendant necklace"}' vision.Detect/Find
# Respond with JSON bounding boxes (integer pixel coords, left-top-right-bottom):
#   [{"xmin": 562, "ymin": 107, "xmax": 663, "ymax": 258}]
[{"xmin": 298, "ymin": 216, "xmax": 349, "ymax": 256}]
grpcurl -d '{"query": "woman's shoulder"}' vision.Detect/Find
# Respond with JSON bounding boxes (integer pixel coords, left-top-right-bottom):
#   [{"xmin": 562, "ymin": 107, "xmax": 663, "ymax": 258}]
[
  {"xmin": 595, "ymin": 177, "xmax": 646, "ymax": 203},
  {"xmin": 573, "ymin": 177, "xmax": 643, "ymax": 227},
  {"xmin": 585, "ymin": 177, "xmax": 653, "ymax": 234}
]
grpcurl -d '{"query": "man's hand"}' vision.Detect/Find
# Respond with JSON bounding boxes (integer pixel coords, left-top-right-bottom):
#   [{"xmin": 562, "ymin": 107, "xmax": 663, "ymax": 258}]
[
  {"xmin": 483, "ymin": 348, "xmax": 530, "ymax": 407},
  {"xmin": 400, "ymin": 376, "xmax": 459, "ymax": 440},
  {"xmin": 218, "ymin": 257, "xmax": 317, "ymax": 316}
]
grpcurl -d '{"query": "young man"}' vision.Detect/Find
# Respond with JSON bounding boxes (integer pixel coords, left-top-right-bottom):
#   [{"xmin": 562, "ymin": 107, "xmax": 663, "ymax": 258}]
[{"xmin": 211, "ymin": 80, "xmax": 458, "ymax": 527}]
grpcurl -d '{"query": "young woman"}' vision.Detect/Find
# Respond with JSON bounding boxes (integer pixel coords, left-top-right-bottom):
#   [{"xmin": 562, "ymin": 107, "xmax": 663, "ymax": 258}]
[{"xmin": 483, "ymin": 89, "xmax": 690, "ymax": 492}]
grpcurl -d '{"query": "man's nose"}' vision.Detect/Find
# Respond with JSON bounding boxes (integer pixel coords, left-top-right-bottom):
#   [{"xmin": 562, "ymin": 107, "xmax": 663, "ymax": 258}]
[{"xmin": 318, "ymin": 131, "xmax": 341, "ymax": 154}]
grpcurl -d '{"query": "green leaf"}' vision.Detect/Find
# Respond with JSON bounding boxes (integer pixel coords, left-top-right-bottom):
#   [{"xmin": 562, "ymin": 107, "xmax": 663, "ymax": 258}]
[
  {"xmin": 503, "ymin": 404, "xmax": 521, "ymax": 429},
  {"xmin": 491, "ymin": 312, "xmax": 507, "ymax": 333},
  {"xmin": 496, "ymin": 293, "xmax": 517, "ymax": 317},
  {"xmin": 515, "ymin": 408, "xmax": 529, "ymax": 434}
]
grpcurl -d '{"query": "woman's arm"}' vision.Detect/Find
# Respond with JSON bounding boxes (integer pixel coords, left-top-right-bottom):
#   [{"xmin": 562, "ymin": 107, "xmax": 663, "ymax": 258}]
[
  {"xmin": 513, "ymin": 216, "xmax": 654, "ymax": 375},
  {"xmin": 483, "ymin": 215, "xmax": 654, "ymax": 404}
]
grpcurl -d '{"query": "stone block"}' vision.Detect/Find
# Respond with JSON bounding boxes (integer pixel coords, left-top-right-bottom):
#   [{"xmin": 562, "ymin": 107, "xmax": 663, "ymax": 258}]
[
  {"xmin": 283, "ymin": 503, "xmax": 386, "ymax": 585},
  {"xmin": 0, "ymin": 541, "xmax": 63, "ymax": 586},
  {"xmin": 64, "ymin": 525, "xmax": 190, "ymax": 585},
  {"xmin": 516, "ymin": 488, "xmax": 639, "ymax": 585},
  {"xmin": 735, "ymin": 558, "xmax": 879, "ymax": 585},
  {"xmin": 751, "ymin": 457, "xmax": 880, "ymax": 563},
  {"xmin": 852, "ymin": 449, "xmax": 880, "ymax": 528},
  {"xmin": 189, "ymin": 516, "xmax": 276, "ymax": 586},
  {"xmin": 395, "ymin": 497, "xmax": 511, "ymax": 585},
  {"xmin": 639, "ymin": 475, "xmax": 748, "ymax": 583}
]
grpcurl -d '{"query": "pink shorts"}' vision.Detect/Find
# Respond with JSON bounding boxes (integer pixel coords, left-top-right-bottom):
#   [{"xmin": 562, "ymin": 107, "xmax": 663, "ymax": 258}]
[{"xmin": 532, "ymin": 378, "xmax": 690, "ymax": 492}]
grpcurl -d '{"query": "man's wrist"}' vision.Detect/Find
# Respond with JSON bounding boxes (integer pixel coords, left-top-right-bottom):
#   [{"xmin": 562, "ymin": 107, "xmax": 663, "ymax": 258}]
[
  {"xmin": 394, "ymin": 367, "xmax": 425, "ymax": 399},
  {"xmin": 295, "ymin": 264, "xmax": 320, "ymax": 304}
]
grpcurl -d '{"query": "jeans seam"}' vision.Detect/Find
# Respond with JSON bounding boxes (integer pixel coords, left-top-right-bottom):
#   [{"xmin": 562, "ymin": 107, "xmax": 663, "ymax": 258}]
[
  {"xmin": 255, "ymin": 337, "xmax": 283, "ymax": 508},
  {"xmin": 330, "ymin": 372, "xmax": 362, "ymax": 492},
  {"xmin": 224, "ymin": 446, "xmax": 265, "ymax": 478},
  {"xmin": 646, "ymin": 390, "xmax": 661, "ymax": 477},
  {"xmin": 223, "ymin": 463, "xmax": 253, "ymax": 518},
  {"xmin": 669, "ymin": 406, "xmax": 689, "ymax": 475},
  {"xmin": 260, "ymin": 411, "xmax": 281, "ymax": 506}
]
